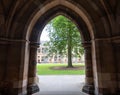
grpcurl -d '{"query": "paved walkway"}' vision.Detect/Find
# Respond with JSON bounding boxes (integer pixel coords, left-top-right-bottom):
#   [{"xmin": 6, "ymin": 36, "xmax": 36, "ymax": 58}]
[{"xmin": 33, "ymin": 75, "xmax": 88, "ymax": 95}]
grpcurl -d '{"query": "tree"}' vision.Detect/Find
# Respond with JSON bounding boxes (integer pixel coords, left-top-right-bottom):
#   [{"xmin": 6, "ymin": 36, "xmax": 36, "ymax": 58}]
[{"xmin": 44, "ymin": 15, "xmax": 84, "ymax": 67}]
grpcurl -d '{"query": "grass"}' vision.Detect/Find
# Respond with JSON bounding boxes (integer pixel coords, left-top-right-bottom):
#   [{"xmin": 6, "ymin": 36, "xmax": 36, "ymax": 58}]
[{"xmin": 37, "ymin": 63, "xmax": 85, "ymax": 75}]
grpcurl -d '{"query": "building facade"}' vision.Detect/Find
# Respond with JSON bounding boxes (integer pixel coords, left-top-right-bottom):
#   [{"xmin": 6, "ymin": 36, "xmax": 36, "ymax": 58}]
[{"xmin": 37, "ymin": 41, "xmax": 84, "ymax": 63}]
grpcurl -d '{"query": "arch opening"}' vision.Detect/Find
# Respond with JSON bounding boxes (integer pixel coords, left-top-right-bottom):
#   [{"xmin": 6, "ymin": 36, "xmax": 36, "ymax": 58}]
[
  {"xmin": 36, "ymin": 15, "xmax": 86, "ymax": 94},
  {"xmin": 27, "ymin": 4, "xmax": 94, "ymax": 95},
  {"xmin": 38, "ymin": 14, "xmax": 85, "ymax": 67}
]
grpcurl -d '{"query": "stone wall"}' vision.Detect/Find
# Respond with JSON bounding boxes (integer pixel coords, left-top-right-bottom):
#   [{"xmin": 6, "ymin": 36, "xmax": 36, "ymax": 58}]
[{"xmin": 0, "ymin": 0, "xmax": 120, "ymax": 95}]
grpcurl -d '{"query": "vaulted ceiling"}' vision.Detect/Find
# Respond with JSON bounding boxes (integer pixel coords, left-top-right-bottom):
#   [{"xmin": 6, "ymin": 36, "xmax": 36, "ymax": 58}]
[{"xmin": 0, "ymin": 0, "xmax": 120, "ymax": 41}]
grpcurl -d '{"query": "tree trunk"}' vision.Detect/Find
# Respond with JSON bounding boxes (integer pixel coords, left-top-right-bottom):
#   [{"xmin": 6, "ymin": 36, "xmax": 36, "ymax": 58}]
[{"xmin": 67, "ymin": 30, "xmax": 73, "ymax": 68}]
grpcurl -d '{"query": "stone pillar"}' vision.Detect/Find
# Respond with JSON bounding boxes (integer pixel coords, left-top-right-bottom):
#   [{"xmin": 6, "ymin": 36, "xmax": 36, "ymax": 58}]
[
  {"xmin": 0, "ymin": 39, "xmax": 29, "ymax": 95},
  {"xmin": 82, "ymin": 42, "xmax": 94, "ymax": 94},
  {"xmin": 27, "ymin": 42, "xmax": 40, "ymax": 94},
  {"xmin": 93, "ymin": 40, "xmax": 117, "ymax": 95},
  {"xmin": 0, "ymin": 40, "xmax": 9, "ymax": 95},
  {"xmin": 113, "ymin": 40, "xmax": 120, "ymax": 93}
]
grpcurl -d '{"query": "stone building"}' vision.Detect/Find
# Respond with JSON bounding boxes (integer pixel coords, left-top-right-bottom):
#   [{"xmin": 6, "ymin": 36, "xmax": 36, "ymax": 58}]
[
  {"xmin": 37, "ymin": 41, "xmax": 84, "ymax": 63},
  {"xmin": 0, "ymin": 0, "xmax": 120, "ymax": 95}
]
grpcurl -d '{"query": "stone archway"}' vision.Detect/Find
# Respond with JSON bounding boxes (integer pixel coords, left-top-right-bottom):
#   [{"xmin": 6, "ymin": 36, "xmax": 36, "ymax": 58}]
[
  {"xmin": 27, "ymin": 6, "xmax": 94, "ymax": 95},
  {"xmin": 0, "ymin": 0, "xmax": 119, "ymax": 95},
  {"xmin": 25, "ymin": 1, "xmax": 96, "ymax": 95},
  {"xmin": 25, "ymin": 1, "xmax": 118, "ymax": 95}
]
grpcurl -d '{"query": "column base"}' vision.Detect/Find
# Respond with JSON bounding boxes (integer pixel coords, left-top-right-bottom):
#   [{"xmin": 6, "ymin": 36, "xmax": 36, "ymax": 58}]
[
  {"xmin": 27, "ymin": 84, "xmax": 40, "ymax": 94},
  {"xmin": 82, "ymin": 84, "xmax": 94, "ymax": 95}
]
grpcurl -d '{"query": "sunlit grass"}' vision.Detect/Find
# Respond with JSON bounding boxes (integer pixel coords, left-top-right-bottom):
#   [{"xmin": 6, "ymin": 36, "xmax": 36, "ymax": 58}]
[{"xmin": 37, "ymin": 63, "xmax": 85, "ymax": 75}]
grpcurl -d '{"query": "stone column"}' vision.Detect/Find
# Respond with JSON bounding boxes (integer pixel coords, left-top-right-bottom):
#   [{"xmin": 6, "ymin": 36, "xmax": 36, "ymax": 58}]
[
  {"xmin": 0, "ymin": 39, "xmax": 30, "ymax": 95},
  {"xmin": 93, "ymin": 40, "xmax": 117, "ymax": 95},
  {"xmin": 0, "ymin": 40, "xmax": 9, "ymax": 95},
  {"xmin": 27, "ymin": 42, "xmax": 40, "ymax": 94},
  {"xmin": 112, "ymin": 40, "xmax": 120, "ymax": 94},
  {"xmin": 82, "ymin": 42, "xmax": 94, "ymax": 94}
]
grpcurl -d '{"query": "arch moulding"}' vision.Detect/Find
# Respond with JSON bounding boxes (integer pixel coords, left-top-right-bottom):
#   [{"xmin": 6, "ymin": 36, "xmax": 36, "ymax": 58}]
[{"xmin": 26, "ymin": 0, "xmax": 94, "ymax": 41}]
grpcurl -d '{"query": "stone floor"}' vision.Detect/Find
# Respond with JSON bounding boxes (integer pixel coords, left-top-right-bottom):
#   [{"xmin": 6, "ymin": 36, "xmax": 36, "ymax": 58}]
[{"xmin": 33, "ymin": 75, "xmax": 88, "ymax": 95}]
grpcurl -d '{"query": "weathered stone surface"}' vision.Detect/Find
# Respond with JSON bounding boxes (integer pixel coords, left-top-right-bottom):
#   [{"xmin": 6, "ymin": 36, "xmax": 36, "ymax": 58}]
[
  {"xmin": 82, "ymin": 42, "xmax": 94, "ymax": 94},
  {"xmin": 0, "ymin": 0, "xmax": 120, "ymax": 95}
]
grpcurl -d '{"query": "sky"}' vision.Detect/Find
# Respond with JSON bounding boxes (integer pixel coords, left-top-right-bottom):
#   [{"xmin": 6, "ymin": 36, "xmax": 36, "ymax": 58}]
[{"xmin": 40, "ymin": 25, "xmax": 50, "ymax": 41}]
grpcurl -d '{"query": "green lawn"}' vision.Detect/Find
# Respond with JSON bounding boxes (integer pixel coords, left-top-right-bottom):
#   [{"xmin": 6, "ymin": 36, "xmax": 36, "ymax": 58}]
[{"xmin": 37, "ymin": 63, "xmax": 85, "ymax": 75}]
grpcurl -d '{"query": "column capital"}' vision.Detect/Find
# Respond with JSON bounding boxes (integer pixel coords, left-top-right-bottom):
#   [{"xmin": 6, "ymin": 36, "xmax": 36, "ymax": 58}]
[
  {"xmin": 81, "ymin": 42, "xmax": 91, "ymax": 48},
  {"xmin": 0, "ymin": 37, "xmax": 29, "ymax": 45},
  {"xmin": 30, "ymin": 42, "xmax": 40, "ymax": 48}
]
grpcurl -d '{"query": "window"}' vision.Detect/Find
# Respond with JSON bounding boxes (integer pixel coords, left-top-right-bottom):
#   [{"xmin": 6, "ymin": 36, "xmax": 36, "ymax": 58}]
[
  {"xmin": 41, "ymin": 56, "xmax": 45, "ymax": 61},
  {"xmin": 38, "ymin": 49, "xmax": 40, "ymax": 53},
  {"xmin": 38, "ymin": 60, "xmax": 40, "ymax": 63}
]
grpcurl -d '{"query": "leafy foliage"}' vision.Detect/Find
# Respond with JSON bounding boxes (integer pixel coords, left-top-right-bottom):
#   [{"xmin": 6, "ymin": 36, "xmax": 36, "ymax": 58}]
[{"xmin": 44, "ymin": 15, "xmax": 84, "ymax": 67}]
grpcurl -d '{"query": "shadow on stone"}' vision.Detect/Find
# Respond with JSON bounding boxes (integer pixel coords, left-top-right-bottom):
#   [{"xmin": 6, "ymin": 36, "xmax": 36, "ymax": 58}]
[
  {"xmin": 82, "ymin": 84, "xmax": 94, "ymax": 95},
  {"xmin": 27, "ymin": 84, "xmax": 40, "ymax": 95}
]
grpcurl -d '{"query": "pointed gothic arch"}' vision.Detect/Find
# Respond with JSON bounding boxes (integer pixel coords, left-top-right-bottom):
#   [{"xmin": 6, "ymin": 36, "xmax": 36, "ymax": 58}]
[
  {"xmin": 0, "ymin": 0, "xmax": 119, "ymax": 95},
  {"xmin": 25, "ymin": 0, "xmax": 94, "ymax": 41},
  {"xmin": 26, "ymin": 1, "xmax": 94, "ymax": 94}
]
